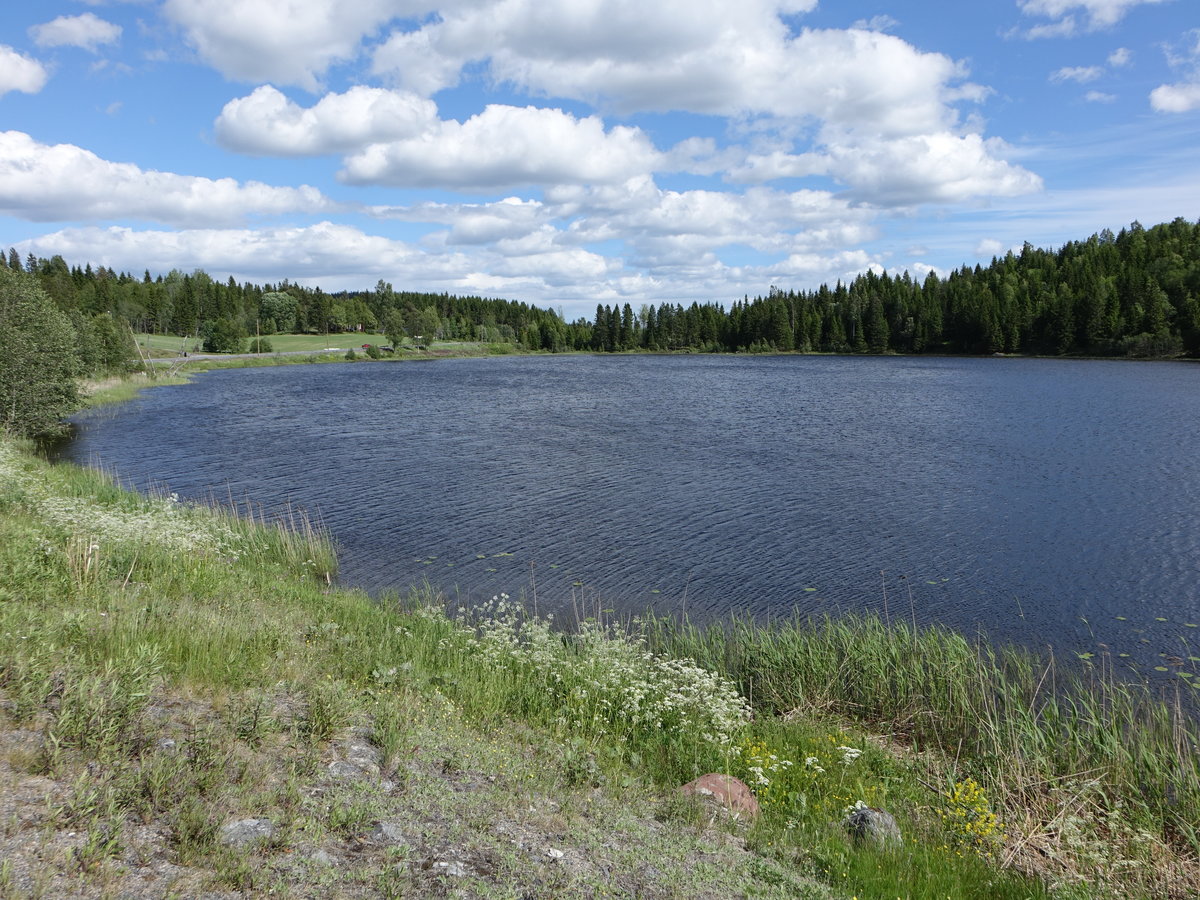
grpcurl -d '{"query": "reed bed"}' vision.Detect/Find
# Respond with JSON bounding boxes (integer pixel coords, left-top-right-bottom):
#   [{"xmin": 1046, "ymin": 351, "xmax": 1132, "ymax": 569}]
[{"xmin": 640, "ymin": 611, "xmax": 1200, "ymax": 890}]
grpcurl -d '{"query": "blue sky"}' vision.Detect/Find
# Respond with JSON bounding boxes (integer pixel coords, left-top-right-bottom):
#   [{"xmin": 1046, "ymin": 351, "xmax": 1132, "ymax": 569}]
[{"xmin": 1, "ymin": 0, "xmax": 1197, "ymax": 319}]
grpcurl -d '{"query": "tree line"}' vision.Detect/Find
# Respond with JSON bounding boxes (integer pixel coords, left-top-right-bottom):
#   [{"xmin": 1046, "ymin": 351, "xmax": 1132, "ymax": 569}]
[
  {"xmin": 6, "ymin": 217, "xmax": 1199, "ymax": 359},
  {"xmin": 585, "ymin": 218, "xmax": 1200, "ymax": 357},
  {"xmin": 2, "ymin": 250, "xmax": 579, "ymax": 353}
]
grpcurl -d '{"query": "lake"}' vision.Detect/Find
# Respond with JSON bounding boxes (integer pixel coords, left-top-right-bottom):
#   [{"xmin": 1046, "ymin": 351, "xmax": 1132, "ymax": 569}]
[{"xmin": 57, "ymin": 354, "xmax": 1200, "ymax": 682}]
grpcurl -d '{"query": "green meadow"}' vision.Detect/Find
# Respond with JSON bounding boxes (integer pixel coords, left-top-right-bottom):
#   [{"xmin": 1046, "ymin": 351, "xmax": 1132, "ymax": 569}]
[{"xmin": 134, "ymin": 331, "xmax": 391, "ymax": 356}]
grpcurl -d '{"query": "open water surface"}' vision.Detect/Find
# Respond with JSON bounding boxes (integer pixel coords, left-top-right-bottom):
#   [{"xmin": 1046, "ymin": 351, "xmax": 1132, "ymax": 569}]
[{"xmin": 58, "ymin": 354, "xmax": 1200, "ymax": 680}]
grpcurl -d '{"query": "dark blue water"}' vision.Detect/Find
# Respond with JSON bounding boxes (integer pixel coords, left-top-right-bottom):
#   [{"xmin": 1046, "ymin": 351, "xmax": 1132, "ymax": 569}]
[{"xmin": 58, "ymin": 354, "xmax": 1200, "ymax": 679}]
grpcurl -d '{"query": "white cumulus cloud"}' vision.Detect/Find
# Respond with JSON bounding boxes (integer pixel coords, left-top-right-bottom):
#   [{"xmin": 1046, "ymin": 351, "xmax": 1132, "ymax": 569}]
[
  {"xmin": 162, "ymin": 0, "xmax": 404, "ymax": 90},
  {"xmin": 0, "ymin": 131, "xmax": 334, "ymax": 227},
  {"xmin": 17, "ymin": 222, "xmax": 429, "ymax": 282},
  {"xmin": 340, "ymin": 105, "xmax": 661, "ymax": 190},
  {"xmin": 1150, "ymin": 82, "xmax": 1200, "ymax": 113},
  {"xmin": 373, "ymin": 4, "xmax": 975, "ymax": 136},
  {"xmin": 215, "ymin": 85, "xmax": 438, "ymax": 156},
  {"xmin": 824, "ymin": 133, "xmax": 1042, "ymax": 206},
  {"xmin": 730, "ymin": 131, "xmax": 1041, "ymax": 206},
  {"xmin": 0, "ymin": 46, "xmax": 49, "ymax": 96},
  {"xmin": 30, "ymin": 13, "xmax": 122, "ymax": 52}
]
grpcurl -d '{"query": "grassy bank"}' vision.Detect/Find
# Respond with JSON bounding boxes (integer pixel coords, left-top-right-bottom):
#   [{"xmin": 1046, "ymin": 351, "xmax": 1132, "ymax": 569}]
[
  {"xmin": 135, "ymin": 332, "xmax": 391, "ymax": 355},
  {"xmin": 1, "ymin": 378, "xmax": 1197, "ymax": 897},
  {"xmin": 135, "ymin": 330, "xmax": 527, "ymax": 364}
]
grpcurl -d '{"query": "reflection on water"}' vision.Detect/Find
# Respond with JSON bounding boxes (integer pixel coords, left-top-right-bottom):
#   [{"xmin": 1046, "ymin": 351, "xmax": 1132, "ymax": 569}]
[{"xmin": 57, "ymin": 354, "xmax": 1200, "ymax": 684}]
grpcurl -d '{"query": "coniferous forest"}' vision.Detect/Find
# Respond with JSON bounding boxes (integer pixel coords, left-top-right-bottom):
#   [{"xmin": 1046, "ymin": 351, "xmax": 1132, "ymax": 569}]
[{"xmin": 5, "ymin": 217, "xmax": 1200, "ymax": 361}]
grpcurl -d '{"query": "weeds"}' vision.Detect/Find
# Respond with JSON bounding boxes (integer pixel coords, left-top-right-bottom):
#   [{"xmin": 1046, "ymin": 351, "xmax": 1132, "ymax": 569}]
[
  {"xmin": 369, "ymin": 697, "xmax": 408, "ymax": 774},
  {"xmin": 296, "ymin": 680, "xmax": 349, "ymax": 744},
  {"xmin": 71, "ymin": 821, "xmax": 123, "ymax": 873},
  {"xmin": 45, "ymin": 646, "xmax": 161, "ymax": 759}
]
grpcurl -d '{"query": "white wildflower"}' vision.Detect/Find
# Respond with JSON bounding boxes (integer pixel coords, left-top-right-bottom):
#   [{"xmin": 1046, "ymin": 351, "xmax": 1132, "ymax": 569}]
[{"xmin": 837, "ymin": 745, "xmax": 863, "ymax": 765}]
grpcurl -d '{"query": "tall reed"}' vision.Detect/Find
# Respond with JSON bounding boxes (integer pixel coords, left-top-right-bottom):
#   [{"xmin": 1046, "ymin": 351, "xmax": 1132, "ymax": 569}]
[{"xmin": 639, "ymin": 611, "xmax": 1200, "ymax": 857}]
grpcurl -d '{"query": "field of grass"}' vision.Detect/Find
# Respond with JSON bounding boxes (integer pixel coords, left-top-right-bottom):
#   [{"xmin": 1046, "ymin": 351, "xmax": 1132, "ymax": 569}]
[
  {"xmin": 1, "ymin": 373, "xmax": 1197, "ymax": 898},
  {"xmin": 134, "ymin": 331, "xmax": 510, "ymax": 358},
  {"xmin": 135, "ymin": 331, "xmax": 392, "ymax": 356}
]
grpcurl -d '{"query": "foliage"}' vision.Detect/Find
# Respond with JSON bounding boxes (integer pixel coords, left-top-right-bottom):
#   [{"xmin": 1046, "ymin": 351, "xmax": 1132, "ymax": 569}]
[
  {"xmin": 0, "ymin": 266, "xmax": 79, "ymax": 438},
  {"xmin": 382, "ymin": 308, "xmax": 407, "ymax": 349},
  {"xmin": 258, "ymin": 290, "xmax": 297, "ymax": 334},
  {"xmin": 201, "ymin": 316, "xmax": 246, "ymax": 353},
  {"xmin": 247, "ymin": 336, "xmax": 273, "ymax": 353}
]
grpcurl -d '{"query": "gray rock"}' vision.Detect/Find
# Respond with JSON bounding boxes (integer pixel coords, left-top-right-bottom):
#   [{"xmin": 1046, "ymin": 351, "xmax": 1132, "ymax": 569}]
[
  {"xmin": 368, "ymin": 821, "xmax": 411, "ymax": 846},
  {"xmin": 219, "ymin": 818, "xmax": 275, "ymax": 847},
  {"xmin": 327, "ymin": 760, "xmax": 364, "ymax": 779},
  {"xmin": 347, "ymin": 742, "xmax": 381, "ymax": 771},
  {"xmin": 843, "ymin": 806, "xmax": 901, "ymax": 847},
  {"xmin": 309, "ymin": 849, "xmax": 335, "ymax": 866},
  {"xmin": 425, "ymin": 856, "xmax": 470, "ymax": 877}
]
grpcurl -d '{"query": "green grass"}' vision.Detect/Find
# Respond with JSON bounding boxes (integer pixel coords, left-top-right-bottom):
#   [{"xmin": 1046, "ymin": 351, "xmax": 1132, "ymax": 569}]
[
  {"xmin": 134, "ymin": 331, "xmax": 509, "ymax": 357},
  {"xmin": 135, "ymin": 331, "xmax": 391, "ymax": 354},
  {"xmin": 78, "ymin": 372, "xmax": 191, "ymax": 408},
  {"xmin": 1, "ymin": 425, "xmax": 1195, "ymax": 897}
]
